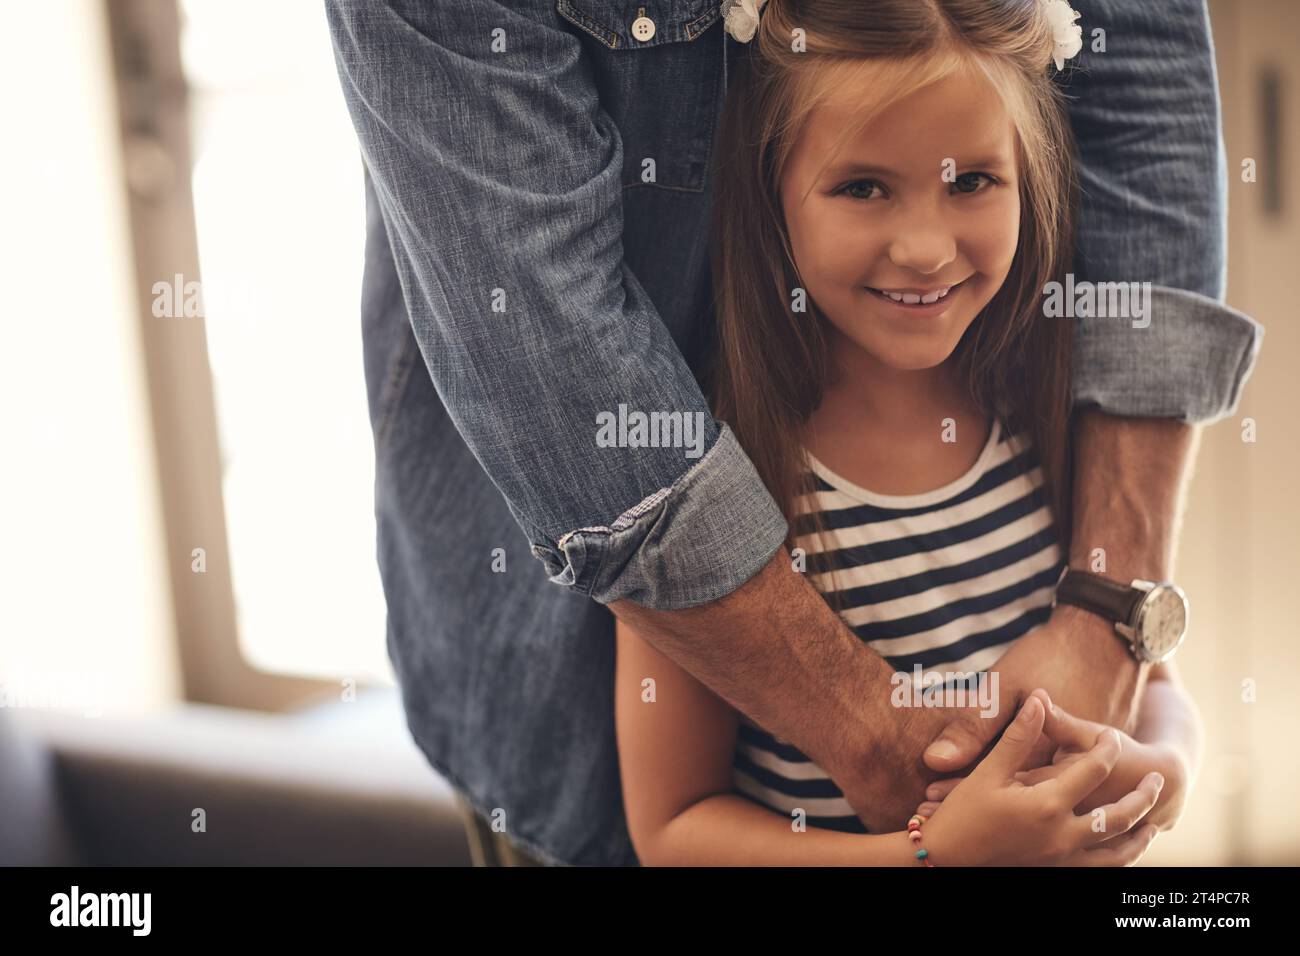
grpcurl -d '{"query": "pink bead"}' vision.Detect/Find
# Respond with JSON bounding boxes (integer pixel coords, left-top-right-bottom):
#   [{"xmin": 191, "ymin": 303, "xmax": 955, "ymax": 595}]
[{"xmin": 909, "ymin": 830, "xmax": 922, "ymax": 842}]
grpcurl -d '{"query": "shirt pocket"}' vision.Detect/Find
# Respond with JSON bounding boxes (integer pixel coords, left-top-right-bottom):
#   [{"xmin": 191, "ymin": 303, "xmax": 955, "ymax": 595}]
[{"xmin": 556, "ymin": 1, "xmax": 723, "ymax": 193}]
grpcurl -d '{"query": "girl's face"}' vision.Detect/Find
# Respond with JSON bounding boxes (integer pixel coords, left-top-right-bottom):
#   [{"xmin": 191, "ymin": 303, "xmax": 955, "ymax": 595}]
[{"xmin": 781, "ymin": 59, "xmax": 1021, "ymax": 376}]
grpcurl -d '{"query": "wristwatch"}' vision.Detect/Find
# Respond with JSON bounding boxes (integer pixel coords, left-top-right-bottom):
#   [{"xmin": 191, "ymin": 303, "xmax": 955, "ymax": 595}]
[{"xmin": 1051, "ymin": 567, "xmax": 1189, "ymax": 664}]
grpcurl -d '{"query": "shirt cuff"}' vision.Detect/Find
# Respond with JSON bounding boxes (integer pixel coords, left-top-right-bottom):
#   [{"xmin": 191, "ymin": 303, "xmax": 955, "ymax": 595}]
[
  {"xmin": 1072, "ymin": 285, "xmax": 1264, "ymax": 424},
  {"xmin": 528, "ymin": 423, "xmax": 790, "ymax": 610}
]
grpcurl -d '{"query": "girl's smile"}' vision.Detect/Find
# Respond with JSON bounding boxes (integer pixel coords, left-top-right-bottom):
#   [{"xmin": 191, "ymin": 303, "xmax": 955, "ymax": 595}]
[{"xmin": 864, "ymin": 277, "xmax": 972, "ymax": 318}]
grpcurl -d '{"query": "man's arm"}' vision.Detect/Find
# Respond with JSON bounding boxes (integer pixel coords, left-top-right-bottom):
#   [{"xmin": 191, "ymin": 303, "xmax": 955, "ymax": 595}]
[
  {"xmin": 326, "ymin": 0, "xmax": 783, "ymax": 610},
  {"xmin": 1056, "ymin": 414, "xmax": 1201, "ymax": 736},
  {"xmin": 924, "ymin": 415, "xmax": 1203, "ymax": 774},
  {"xmin": 965, "ymin": 416, "xmax": 1199, "ymax": 767},
  {"xmin": 925, "ymin": 0, "xmax": 1263, "ymax": 773},
  {"xmin": 612, "ymin": 548, "xmax": 958, "ymax": 833},
  {"xmin": 325, "ymin": 0, "xmax": 927, "ymax": 830},
  {"xmin": 614, "ymin": 616, "xmax": 924, "ymax": 866}
]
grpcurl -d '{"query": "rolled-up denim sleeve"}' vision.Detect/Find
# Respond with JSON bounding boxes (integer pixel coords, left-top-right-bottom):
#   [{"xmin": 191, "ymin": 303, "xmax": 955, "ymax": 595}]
[
  {"xmin": 1065, "ymin": 0, "xmax": 1263, "ymax": 424},
  {"xmin": 325, "ymin": 0, "xmax": 787, "ymax": 610}
]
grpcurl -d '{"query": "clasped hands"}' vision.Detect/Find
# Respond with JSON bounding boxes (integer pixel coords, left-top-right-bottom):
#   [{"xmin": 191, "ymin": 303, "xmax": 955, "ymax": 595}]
[{"xmin": 854, "ymin": 612, "xmax": 1191, "ymax": 856}]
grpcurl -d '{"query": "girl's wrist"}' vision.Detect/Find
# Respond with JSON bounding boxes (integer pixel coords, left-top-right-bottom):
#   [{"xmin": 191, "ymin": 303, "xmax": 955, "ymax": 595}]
[
  {"xmin": 901, "ymin": 809, "xmax": 963, "ymax": 866},
  {"xmin": 1147, "ymin": 741, "xmax": 1191, "ymax": 796},
  {"xmin": 915, "ymin": 806, "xmax": 974, "ymax": 867},
  {"xmin": 860, "ymin": 829, "xmax": 934, "ymax": 866}
]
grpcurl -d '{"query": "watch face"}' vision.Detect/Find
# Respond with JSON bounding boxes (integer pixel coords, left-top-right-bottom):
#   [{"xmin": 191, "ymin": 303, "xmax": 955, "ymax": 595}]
[{"xmin": 1138, "ymin": 586, "xmax": 1188, "ymax": 660}]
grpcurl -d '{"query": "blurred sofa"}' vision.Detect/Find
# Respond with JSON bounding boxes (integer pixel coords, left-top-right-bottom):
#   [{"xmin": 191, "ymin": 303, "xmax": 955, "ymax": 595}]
[{"xmin": 0, "ymin": 689, "xmax": 472, "ymax": 866}]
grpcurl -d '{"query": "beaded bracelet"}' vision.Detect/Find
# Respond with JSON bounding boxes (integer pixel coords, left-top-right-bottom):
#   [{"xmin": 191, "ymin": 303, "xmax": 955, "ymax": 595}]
[{"xmin": 907, "ymin": 814, "xmax": 935, "ymax": 867}]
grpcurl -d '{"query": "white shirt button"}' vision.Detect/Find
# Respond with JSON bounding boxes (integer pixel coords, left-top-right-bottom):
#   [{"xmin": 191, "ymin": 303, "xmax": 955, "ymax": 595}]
[{"xmin": 631, "ymin": 15, "xmax": 656, "ymax": 42}]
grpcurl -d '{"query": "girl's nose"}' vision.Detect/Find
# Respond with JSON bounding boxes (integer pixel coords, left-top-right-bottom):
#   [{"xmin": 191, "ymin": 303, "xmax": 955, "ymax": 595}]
[{"xmin": 887, "ymin": 222, "xmax": 957, "ymax": 277}]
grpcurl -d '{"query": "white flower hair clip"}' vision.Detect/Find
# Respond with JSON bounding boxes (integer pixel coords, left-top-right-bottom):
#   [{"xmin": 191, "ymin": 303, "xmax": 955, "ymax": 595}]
[
  {"xmin": 721, "ymin": 0, "xmax": 1081, "ymax": 71},
  {"xmin": 1042, "ymin": 0, "xmax": 1083, "ymax": 70},
  {"xmin": 721, "ymin": 0, "xmax": 768, "ymax": 44}
]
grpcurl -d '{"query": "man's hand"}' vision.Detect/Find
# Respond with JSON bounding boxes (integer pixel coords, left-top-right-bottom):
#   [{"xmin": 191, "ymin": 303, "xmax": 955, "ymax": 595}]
[
  {"xmin": 921, "ymin": 603, "xmax": 1148, "ymax": 778},
  {"xmin": 838, "ymin": 698, "xmax": 994, "ymax": 833}
]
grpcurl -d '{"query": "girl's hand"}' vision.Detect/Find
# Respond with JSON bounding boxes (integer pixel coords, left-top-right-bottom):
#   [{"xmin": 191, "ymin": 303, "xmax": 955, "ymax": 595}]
[
  {"xmin": 923, "ymin": 700, "xmax": 1191, "ymax": 835},
  {"xmin": 916, "ymin": 689, "xmax": 1163, "ymax": 866},
  {"xmin": 1016, "ymin": 704, "xmax": 1190, "ymax": 833}
]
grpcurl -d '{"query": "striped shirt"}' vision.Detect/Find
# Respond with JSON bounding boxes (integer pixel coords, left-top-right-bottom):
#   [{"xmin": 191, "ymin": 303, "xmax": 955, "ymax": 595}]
[{"xmin": 731, "ymin": 417, "xmax": 1065, "ymax": 833}]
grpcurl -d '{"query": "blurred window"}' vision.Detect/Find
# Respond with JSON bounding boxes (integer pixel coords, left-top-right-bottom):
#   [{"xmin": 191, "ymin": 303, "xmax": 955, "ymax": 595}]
[{"xmin": 180, "ymin": 0, "xmax": 390, "ymax": 683}]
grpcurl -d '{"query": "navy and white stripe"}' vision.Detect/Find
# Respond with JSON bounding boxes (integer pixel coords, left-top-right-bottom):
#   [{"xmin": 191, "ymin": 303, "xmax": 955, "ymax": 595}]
[{"xmin": 731, "ymin": 418, "xmax": 1065, "ymax": 833}]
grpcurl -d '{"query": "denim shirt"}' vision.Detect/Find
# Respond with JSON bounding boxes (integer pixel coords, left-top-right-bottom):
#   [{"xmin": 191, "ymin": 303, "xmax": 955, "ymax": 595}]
[{"xmin": 326, "ymin": 0, "xmax": 1263, "ymax": 865}]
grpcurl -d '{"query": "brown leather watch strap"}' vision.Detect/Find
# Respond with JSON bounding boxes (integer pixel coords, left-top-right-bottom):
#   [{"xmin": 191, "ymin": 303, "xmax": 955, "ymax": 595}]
[{"xmin": 1055, "ymin": 569, "xmax": 1145, "ymax": 626}]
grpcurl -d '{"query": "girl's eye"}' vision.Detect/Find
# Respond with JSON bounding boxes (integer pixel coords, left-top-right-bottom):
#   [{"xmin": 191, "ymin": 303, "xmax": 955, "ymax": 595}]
[
  {"xmin": 952, "ymin": 172, "xmax": 998, "ymax": 194},
  {"xmin": 834, "ymin": 174, "xmax": 999, "ymax": 200},
  {"xmin": 837, "ymin": 179, "xmax": 887, "ymax": 201}
]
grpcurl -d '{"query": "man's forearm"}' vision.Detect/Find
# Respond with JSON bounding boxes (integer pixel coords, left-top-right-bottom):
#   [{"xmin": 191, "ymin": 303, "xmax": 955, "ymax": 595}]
[
  {"xmin": 1064, "ymin": 411, "xmax": 1201, "ymax": 731},
  {"xmin": 1069, "ymin": 412, "xmax": 1200, "ymax": 581},
  {"xmin": 609, "ymin": 548, "xmax": 923, "ymax": 829}
]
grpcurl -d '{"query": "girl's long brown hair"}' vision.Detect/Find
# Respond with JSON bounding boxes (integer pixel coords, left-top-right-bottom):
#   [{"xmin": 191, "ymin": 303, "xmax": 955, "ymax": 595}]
[{"xmin": 706, "ymin": 0, "xmax": 1078, "ymax": 605}]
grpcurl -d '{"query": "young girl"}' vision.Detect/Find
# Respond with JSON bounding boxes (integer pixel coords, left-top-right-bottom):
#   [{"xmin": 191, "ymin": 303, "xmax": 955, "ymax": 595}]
[{"xmin": 614, "ymin": 0, "xmax": 1203, "ymax": 866}]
